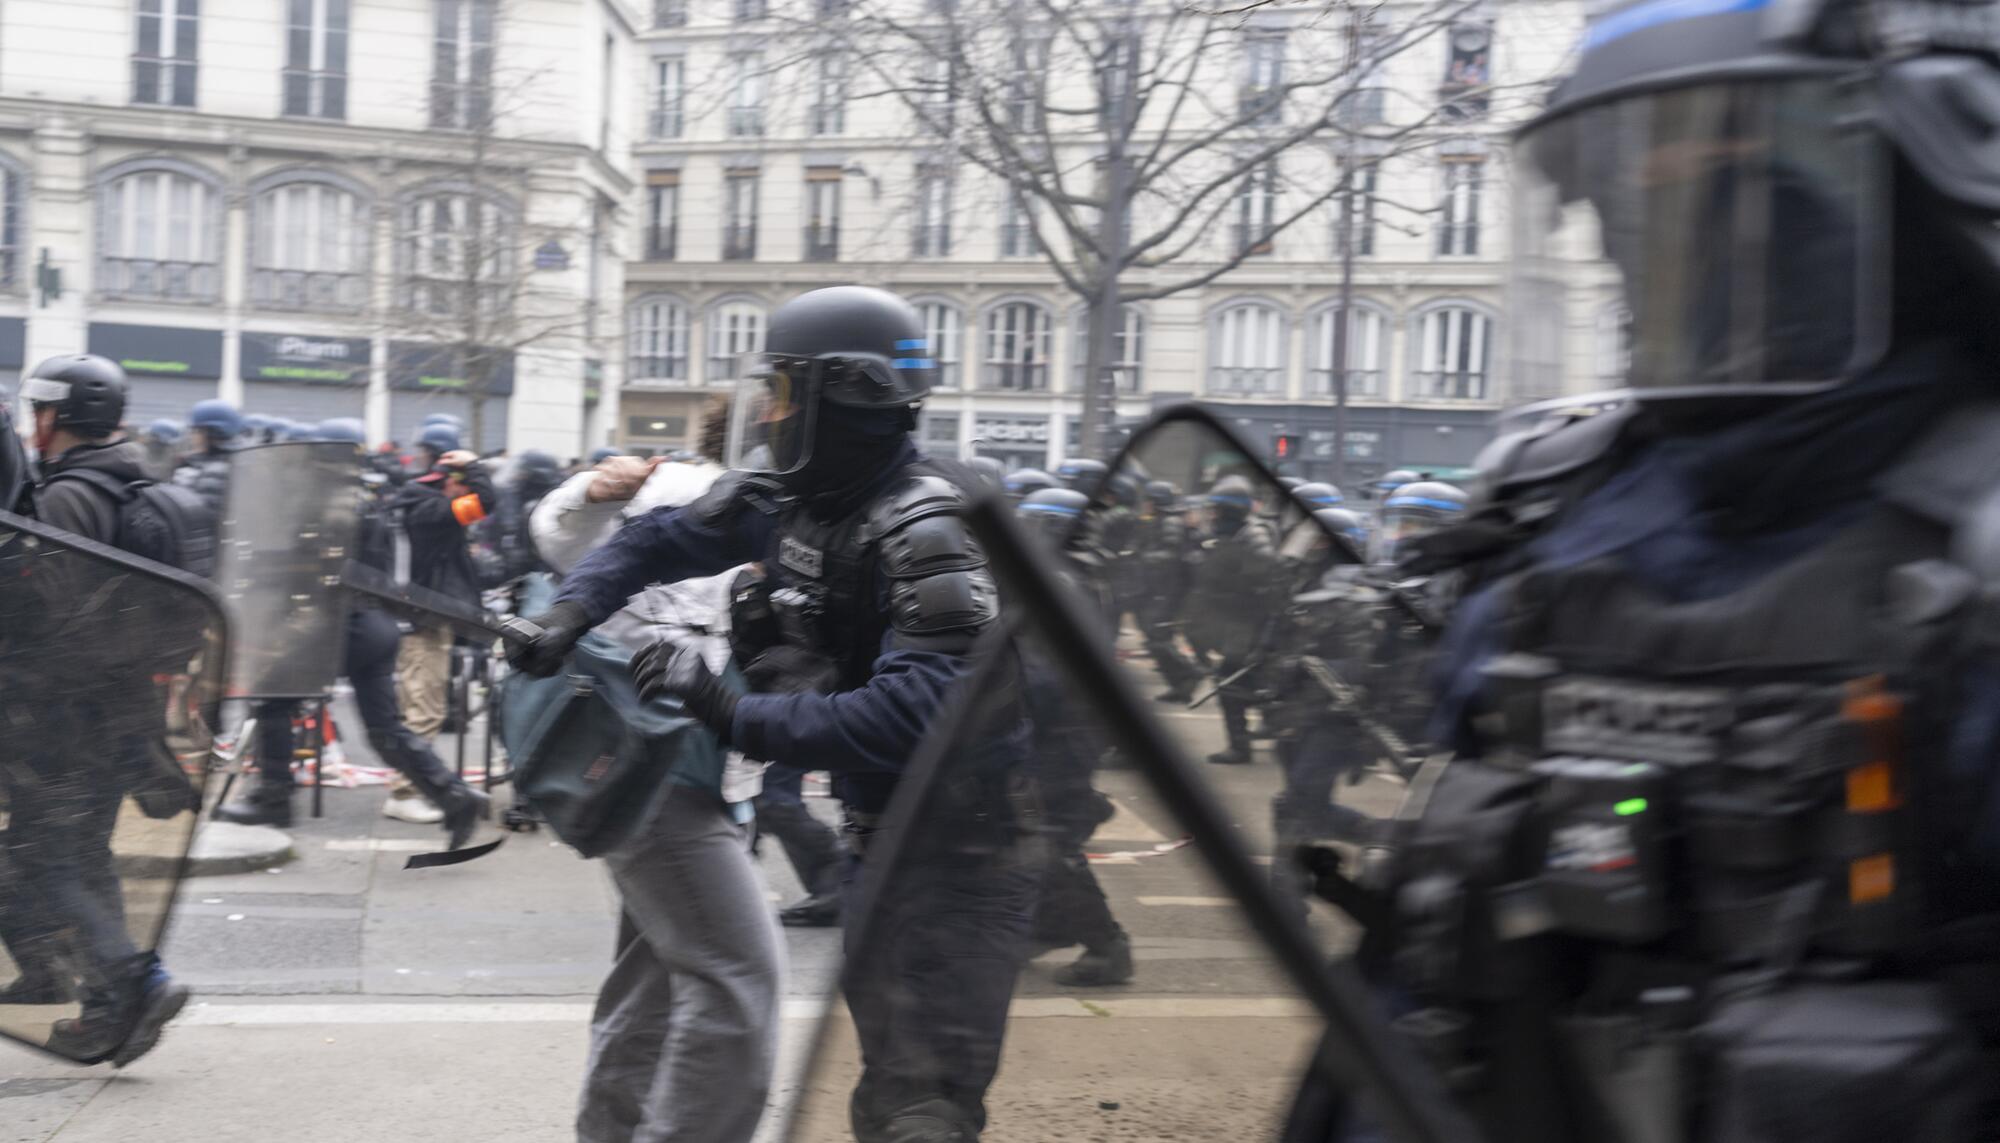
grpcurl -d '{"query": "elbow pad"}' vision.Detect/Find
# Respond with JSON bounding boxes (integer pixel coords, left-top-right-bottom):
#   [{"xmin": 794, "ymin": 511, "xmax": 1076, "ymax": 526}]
[{"xmin": 872, "ymin": 475, "xmax": 998, "ymax": 654}]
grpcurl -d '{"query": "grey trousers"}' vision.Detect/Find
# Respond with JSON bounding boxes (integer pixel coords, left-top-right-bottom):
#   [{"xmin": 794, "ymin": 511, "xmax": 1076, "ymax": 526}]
[{"xmin": 577, "ymin": 791, "xmax": 785, "ymax": 1143}]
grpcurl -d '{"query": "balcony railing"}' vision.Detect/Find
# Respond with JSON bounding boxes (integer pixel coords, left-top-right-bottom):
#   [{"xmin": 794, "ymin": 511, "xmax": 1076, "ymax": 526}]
[
  {"xmin": 1074, "ymin": 364, "xmax": 1142, "ymax": 394},
  {"xmin": 281, "ymin": 70, "xmax": 347, "ymax": 119},
  {"xmin": 810, "ymin": 102, "xmax": 845, "ymax": 135},
  {"xmin": 1411, "ymin": 370, "xmax": 1489, "ymax": 400},
  {"xmin": 1208, "ymin": 366, "xmax": 1284, "ymax": 395},
  {"xmin": 1230, "ymin": 223, "xmax": 1275, "ymax": 257},
  {"xmin": 722, "ymin": 224, "xmax": 757, "ymax": 261},
  {"xmin": 649, "ymin": 105, "xmax": 684, "ymax": 138},
  {"xmin": 1239, "ymin": 85, "xmax": 1282, "ymax": 125},
  {"xmin": 803, "ymin": 224, "xmax": 839, "ymax": 262},
  {"xmin": 98, "ymin": 257, "xmax": 219, "ymax": 303},
  {"xmin": 912, "ymin": 223, "xmax": 951, "ymax": 257},
  {"xmin": 249, "ymin": 267, "xmax": 368, "ymax": 312},
  {"xmin": 627, "ymin": 355, "xmax": 690, "ymax": 385},
  {"xmin": 1305, "ymin": 368, "xmax": 1383, "ymax": 399},
  {"xmin": 646, "ymin": 225, "xmax": 677, "ymax": 261},
  {"xmin": 981, "ymin": 361, "xmax": 1048, "ymax": 391},
  {"xmin": 728, "ymin": 106, "xmax": 766, "ymax": 136},
  {"xmin": 998, "ymin": 224, "xmax": 1039, "ymax": 257},
  {"xmin": 1439, "ymin": 82, "xmax": 1491, "ymax": 121},
  {"xmin": 1334, "ymin": 87, "xmax": 1387, "ymax": 128},
  {"xmin": 403, "ymin": 277, "xmax": 505, "ymax": 318}
]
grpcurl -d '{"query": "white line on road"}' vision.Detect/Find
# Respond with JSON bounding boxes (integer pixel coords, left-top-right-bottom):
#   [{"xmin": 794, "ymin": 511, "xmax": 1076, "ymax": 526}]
[{"xmin": 175, "ymin": 995, "xmax": 1310, "ymax": 1027}]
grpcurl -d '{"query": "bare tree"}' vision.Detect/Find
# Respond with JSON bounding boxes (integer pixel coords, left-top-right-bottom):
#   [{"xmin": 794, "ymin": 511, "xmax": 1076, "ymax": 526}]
[{"xmin": 772, "ymin": 0, "xmax": 1531, "ymax": 459}]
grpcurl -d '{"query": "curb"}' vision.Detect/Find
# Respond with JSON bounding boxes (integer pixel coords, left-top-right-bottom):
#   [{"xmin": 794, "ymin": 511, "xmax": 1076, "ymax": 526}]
[{"xmin": 114, "ymin": 822, "xmax": 298, "ymax": 879}]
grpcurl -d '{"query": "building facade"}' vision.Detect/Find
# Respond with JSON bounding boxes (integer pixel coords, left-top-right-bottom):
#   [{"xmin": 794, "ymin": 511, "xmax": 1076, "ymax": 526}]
[
  {"xmin": 622, "ymin": 0, "xmax": 1601, "ymax": 485},
  {"xmin": 0, "ymin": 0, "xmax": 634, "ymax": 456}
]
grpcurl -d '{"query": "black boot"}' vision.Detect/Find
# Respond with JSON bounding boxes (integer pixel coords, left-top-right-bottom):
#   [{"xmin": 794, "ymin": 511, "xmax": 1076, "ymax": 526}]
[
  {"xmin": 1056, "ymin": 930, "xmax": 1134, "ymax": 987},
  {"xmin": 438, "ymin": 781, "xmax": 492, "ymax": 851},
  {"xmin": 779, "ymin": 891, "xmax": 842, "ymax": 927},
  {"xmin": 213, "ymin": 781, "xmax": 295, "ymax": 828},
  {"xmin": 1206, "ymin": 749, "xmax": 1252, "ymax": 766},
  {"xmin": 870, "ymin": 1097, "xmax": 979, "ymax": 1143}
]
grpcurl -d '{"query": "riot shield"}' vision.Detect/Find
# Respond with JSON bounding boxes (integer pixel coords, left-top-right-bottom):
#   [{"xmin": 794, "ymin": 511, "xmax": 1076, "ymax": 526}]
[
  {"xmin": 0, "ymin": 509, "xmax": 229, "ymax": 1063},
  {"xmin": 783, "ymin": 438, "xmax": 1473, "ymax": 1141},
  {"xmin": 216, "ymin": 442, "xmax": 364, "ymax": 699}
]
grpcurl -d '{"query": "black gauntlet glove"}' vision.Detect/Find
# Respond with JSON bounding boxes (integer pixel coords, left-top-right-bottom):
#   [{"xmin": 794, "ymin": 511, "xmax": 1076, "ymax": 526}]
[
  {"xmin": 630, "ymin": 640, "xmax": 742, "ymax": 742},
  {"xmin": 507, "ymin": 599, "xmax": 592, "ymax": 677}
]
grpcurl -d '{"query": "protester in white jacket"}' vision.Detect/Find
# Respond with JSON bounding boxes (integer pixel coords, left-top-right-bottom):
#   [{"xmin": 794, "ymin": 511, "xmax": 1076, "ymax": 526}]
[{"xmin": 531, "ymin": 452, "xmax": 781, "ymax": 1143}]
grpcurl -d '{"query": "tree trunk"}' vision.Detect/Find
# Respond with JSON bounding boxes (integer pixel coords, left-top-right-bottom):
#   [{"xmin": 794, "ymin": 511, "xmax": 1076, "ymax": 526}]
[{"xmin": 1332, "ymin": 165, "xmax": 1357, "ymax": 488}]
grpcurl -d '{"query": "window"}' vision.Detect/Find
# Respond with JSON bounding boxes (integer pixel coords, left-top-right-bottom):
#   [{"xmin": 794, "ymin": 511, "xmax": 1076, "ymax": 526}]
[
  {"xmin": 598, "ymin": 33, "xmax": 614, "ymax": 152},
  {"xmin": 134, "ymin": 0, "xmax": 199, "ymax": 108},
  {"xmin": 919, "ymin": 302, "xmax": 963, "ymax": 389},
  {"xmin": 1241, "ymin": 32, "xmax": 1284, "ymax": 125},
  {"xmin": 707, "ymin": 301, "xmax": 765, "ymax": 381},
  {"xmin": 919, "ymin": 55, "xmax": 957, "ymax": 126},
  {"xmin": 1438, "ymin": 158, "xmax": 1482, "ymax": 256},
  {"xmin": 1007, "ymin": 36, "xmax": 1047, "ymax": 131},
  {"xmin": 251, "ymin": 178, "xmax": 368, "ymax": 311},
  {"xmin": 1072, "ymin": 306, "xmax": 1144, "ymax": 394},
  {"xmin": 1209, "ymin": 302, "xmax": 1286, "ymax": 394},
  {"xmin": 650, "ymin": 56, "xmax": 685, "ymax": 138},
  {"xmin": 1232, "ymin": 163, "xmax": 1278, "ymax": 257},
  {"xmin": 812, "ymin": 54, "xmax": 847, "ymax": 135},
  {"xmin": 723, "ymin": 170, "xmax": 758, "ymax": 260},
  {"xmin": 1336, "ymin": 25, "xmax": 1388, "ymax": 127},
  {"xmin": 1334, "ymin": 163, "xmax": 1377, "ymax": 258},
  {"xmin": 914, "ymin": 166, "xmax": 952, "ymax": 257},
  {"xmin": 99, "ymin": 166, "xmax": 221, "ymax": 301},
  {"xmin": 734, "ymin": 0, "xmax": 767, "ymax": 20},
  {"xmin": 646, "ymin": 172, "xmax": 678, "ymax": 260},
  {"xmin": 0, "ymin": 158, "xmax": 23, "ymax": 289},
  {"xmin": 401, "ymin": 190, "xmax": 510, "ymax": 316},
  {"xmin": 922, "ymin": 411, "xmax": 961, "ymax": 453},
  {"xmin": 430, "ymin": 0, "xmax": 495, "ymax": 130},
  {"xmin": 628, "ymin": 296, "xmax": 690, "ymax": 382},
  {"xmin": 1413, "ymin": 305, "xmax": 1492, "ymax": 399},
  {"xmin": 1308, "ymin": 305, "xmax": 1385, "ymax": 398},
  {"xmin": 1098, "ymin": 30, "xmax": 1136, "ymax": 130},
  {"xmin": 729, "ymin": 54, "xmax": 766, "ymax": 137},
  {"xmin": 1000, "ymin": 191, "xmax": 1039, "ymax": 258},
  {"xmin": 1596, "ymin": 304, "xmax": 1633, "ymax": 384},
  {"xmin": 805, "ymin": 168, "xmax": 841, "ymax": 261},
  {"xmin": 982, "ymin": 301, "xmax": 1052, "ymax": 391},
  {"xmin": 283, "ymin": 0, "xmax": 348, "ymax": 119},
  {"xmin": 654, "ymin": 0, "xmax": 686, "ymax": 27},
  {"xmin": 1441, "ymin": 19, "xmax": 1494, "ymax": 120}
]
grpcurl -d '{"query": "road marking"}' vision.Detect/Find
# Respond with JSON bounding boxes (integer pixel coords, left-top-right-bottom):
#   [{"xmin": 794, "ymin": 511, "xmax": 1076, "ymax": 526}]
[
  {"xmin": 177, "ymin": 995, "xmax": 1312, "ymax": 1028},
  {"xmin": 324, "ymin": 839, "xmax": 438, "ymax": 853},
  {"xmin": 1136, "ymin": 896, "xmax": 1236, "ymax": 907}
]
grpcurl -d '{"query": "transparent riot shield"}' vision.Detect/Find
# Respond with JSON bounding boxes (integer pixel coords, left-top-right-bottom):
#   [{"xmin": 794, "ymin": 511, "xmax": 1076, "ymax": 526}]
[
  {"xmin": 0, "ymin": 509, "xmax": 229, "ymax": 1063},
  {"xmin": 216, "ymin": 442, "xmax": 364, "ymax": 700},
  {"xmin": 783, "ymin": 420, "xmax": 1473, "ymax": 1142}
]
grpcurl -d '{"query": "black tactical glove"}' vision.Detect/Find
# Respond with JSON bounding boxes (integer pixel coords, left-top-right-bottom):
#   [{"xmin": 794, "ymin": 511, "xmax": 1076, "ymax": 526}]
[
  {"xmin": 507, "ymin": 599, "xmax": 592, "ymax": 677},
  {"xmin": 630, "ymin": 640, "xmax": 742, "ymax": 742}
]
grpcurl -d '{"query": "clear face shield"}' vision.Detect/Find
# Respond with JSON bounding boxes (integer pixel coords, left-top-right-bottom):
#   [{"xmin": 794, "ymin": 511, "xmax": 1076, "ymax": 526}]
[
  {"xmin": 1508, "ymin": 77, "xmax": 1892, "ymax": 397},
  {"xmin": 725, "ymin": 355, "xmax": 822, "ymax": 475},
  {"xmin": 1373, "ymin": 503, "xmax": 1452, "ymax": 565}
]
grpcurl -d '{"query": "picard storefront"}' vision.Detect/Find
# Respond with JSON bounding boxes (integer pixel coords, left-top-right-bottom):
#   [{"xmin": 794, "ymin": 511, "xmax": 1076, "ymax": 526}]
[
  {"xmin": 239, "ymin": 332, "xmax": 370, "ymax": 424},
  {"xmin": 86, "ymin": 322, "xmax": 222, "ymax": 425}
]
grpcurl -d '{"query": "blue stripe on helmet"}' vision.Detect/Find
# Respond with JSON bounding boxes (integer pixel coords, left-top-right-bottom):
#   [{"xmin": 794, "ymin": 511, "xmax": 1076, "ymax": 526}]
[
  {"xmin": 1306, "ymin": 493, "xmax": 1342, "ymax": 506},
  {"xmin": 891, "ymin": 357, "xmax": 935, "ymax": 370},
  {"xmin": 894, "ymin": 338, "xmax": 929, "ymax": 351},
  {"xmin": 1209, "ymin": 494, "xmax": 1252, "ymax": 507},
  {"xmin": 1583, "ymin": 0, "xmax": 1767, "ymax": 49},
  {"xmin": 1385, "ymin": 495, "xmax": 1465, "ymax": 512},
  {"xmin": 1019, "ymin": 503, "xmax": 1082, "ymax": 515}
]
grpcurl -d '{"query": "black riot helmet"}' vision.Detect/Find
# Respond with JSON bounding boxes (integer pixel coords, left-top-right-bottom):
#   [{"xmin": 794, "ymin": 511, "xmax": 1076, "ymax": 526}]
[
  {"xmin": 1144, "ymin": 479, "xmax": 1180, "ymax": 509},
  {"xmin": 968, "ymin": 455, "xmax": 1007, "ymax": 487},
  {"xmin": 21, "ymin": 355, "xmax": 128, "ymax": 439},
  {"xmin": 1509, "ymin": 0, "xmax": 2000, "ymax": 407},
  {"xmin": 512, "ymin": 448, "xmax": 565, "ymax": 500},
  {"xmin": 1207, "ymin": 474, "xmax": 1257, "ymax": 534},
  {"xmin": 1015, "ymin": 486, "xmax": 1089, "ymax": 544},
  {"xmin": 1003, "ymin": 467, "xmax": 1059, "ymax": 503},
  {"xmin": 1056, "ymin": 457, "xmax": 1110, "ymax": 495},
  {"xmin": 727, "ymin": 286, "xmax": 933, "ymax": 479}
]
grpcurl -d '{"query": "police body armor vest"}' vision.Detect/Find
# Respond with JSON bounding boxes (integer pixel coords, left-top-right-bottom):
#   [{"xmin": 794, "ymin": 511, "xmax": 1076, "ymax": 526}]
[{"xmin": 1381, "ymin": 407, "xmax": 2000, "ymax": 1143}]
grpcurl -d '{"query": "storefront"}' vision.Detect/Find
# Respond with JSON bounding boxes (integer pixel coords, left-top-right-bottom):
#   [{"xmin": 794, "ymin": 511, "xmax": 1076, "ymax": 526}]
[
  {"xmin": 240, "ymin": 332, "xmax": 370, "ymax": 425},
  {"xmin": 619, "ymin": 388, "xmax": 706, "ymax": 455},
  {"xmin": 386, "ymin": 342, "xmax": 514, "ymax": 453},
  {"xmin": 1184, "ymin": 400, "xmax": 1497, "ymax": 493},
  {"xmin": 967, "ymin": 412, "xmax": 1054, "ymax": 471},
  {"xmin": 86, "ymin": 322, "xmax": 222, "ymax": 426}
]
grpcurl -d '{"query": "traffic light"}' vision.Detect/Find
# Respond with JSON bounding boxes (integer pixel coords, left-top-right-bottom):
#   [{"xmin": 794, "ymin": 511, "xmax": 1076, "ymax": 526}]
[{"xmin": 1273, "ymin": 433, "xmax": 1300, "ymax": 462}]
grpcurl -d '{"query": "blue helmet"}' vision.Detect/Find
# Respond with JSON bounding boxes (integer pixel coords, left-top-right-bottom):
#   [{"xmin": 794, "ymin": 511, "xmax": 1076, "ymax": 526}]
[
  {"xmin": 1378, "ymin": 481, "xmax": 1466, "ymax": 562},
  {"xmin": 418, "ymin": 423, "xmax": 463, "ymax": 454},
  {"xmin": 282, "ymin": 422, "xmax": 317, "ymax": 442},
  {"xmin": 1292, "ymin": 482, "xmax": 1343, "ymax": 508},
  {"xmin": 144, "ymin": 418, "xmax": 186, "ymax": 444},
  {"xmin": 420, "ymin": 413, "xmax": 465, "ymax": 430},
  {"xmin": 189, "ymin": 398, "xmax": 243, "ymax": 440},
  {"xmin": 317, "ymin": 417, "xmax": 367, "ymax": 445},
  {"xmin": 1313, "ymin": 507, "xmax": 1368, "ymax": 547},
  {"xmin": 1003, "ymin": 468, "xmax": 1059, "ymax": 502},
  {"xmin": 587, "ymin": 446, "xmax": 620, "ymax": 465},
  {"xmin": 1016, "ymin": 487, "xmax": 1089, "ymax": 542}
]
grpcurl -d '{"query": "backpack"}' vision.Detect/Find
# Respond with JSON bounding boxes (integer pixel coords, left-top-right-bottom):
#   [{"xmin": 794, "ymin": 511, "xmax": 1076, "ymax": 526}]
[{"xmin": 45, "ymin": 467, "xmax": 219, "ymax": 578}]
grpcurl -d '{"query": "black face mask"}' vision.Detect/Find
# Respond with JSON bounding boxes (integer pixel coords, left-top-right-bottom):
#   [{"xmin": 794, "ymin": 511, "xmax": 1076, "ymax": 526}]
[{"xmin": 777, "ymin": 401, "xmax": 911, "ymax": 498}]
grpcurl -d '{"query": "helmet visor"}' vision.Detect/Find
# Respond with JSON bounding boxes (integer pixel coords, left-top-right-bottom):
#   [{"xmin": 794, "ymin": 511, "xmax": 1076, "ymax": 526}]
[
  {"xmin": 1509, "ymin": 78, "xmax": 1890, "ymax": 397},
  {"xmin": 726, "ymin": 356, "xmax": 821, "ymax": 475}
]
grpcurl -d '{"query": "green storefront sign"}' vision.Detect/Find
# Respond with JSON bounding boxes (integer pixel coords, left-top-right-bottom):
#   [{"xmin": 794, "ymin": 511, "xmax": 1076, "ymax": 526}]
[
  {"xmin": 387, "ymin": 341, "xmax": 517, "ymax": 396},
  {"xmin": 241, "ymin": 332, "xmax": 372, "ymax": 385},
  {"xmin": 86, "ymin": 322, "xmax": 224, "ymax": 380}
]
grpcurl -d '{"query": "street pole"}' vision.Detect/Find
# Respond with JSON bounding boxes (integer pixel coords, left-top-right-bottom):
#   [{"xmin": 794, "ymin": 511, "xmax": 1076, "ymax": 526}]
[
  {"xmin": 1331, "ymin": 159, "xmax": 1356, "ymax": 488},
  {"xmin": 1080, "ymin": 13, "xmax": 1136, "ymax": 462}
]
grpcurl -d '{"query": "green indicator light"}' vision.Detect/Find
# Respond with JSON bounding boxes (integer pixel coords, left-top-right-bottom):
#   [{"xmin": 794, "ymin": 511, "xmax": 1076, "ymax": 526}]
[{"xmin": 1614, "ymin": 798, "xmax": 1649, "ymax": 817}]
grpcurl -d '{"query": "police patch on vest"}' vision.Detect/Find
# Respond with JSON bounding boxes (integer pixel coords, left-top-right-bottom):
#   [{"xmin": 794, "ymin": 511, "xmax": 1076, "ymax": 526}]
[
  {"xmin": 1542, "ymin": 677, "xmax": 1731, "ymax": 765},
  {"xmin": 780, "ymin": 536, "xmax": 825, "ymax": 578}
]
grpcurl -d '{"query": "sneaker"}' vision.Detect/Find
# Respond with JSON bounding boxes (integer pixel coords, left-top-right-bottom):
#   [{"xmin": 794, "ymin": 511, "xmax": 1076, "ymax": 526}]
[
  {"xmin": 382, "ymin": 791, "xmax": 445, "ymax": 824},
  {"xmin": 111, "ymin": 970, "xmax": 191, "ymax": 1067}
]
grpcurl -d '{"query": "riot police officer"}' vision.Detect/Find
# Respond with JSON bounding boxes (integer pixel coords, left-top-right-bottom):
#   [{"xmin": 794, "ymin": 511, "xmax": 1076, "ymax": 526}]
[
  {"xmin": 1344, "ymin": 2, "xmax": 2000, "ymax": 1137},
  {"xmin": 1134, "ymin": 479, "xmax": 1203, "ymax": 703},
  {"xmin": 1372, "ymin": 480, "xmax": 1464, "ymax": 568},
  {"xmin": 176, "ymin": 397, "xmax": 242, "ymax": 514},
  {"xmin": 1002, "ymin": 466, "xmax": 1058, "ymax": 504},
  {"xmin": 509, "ymin": 286, "xmax": 1015, "ymax": 1143},
  {"xmin": 1183, "ymin": 475, "xmax": 1285, "ymax": 766},
  {"xmin": 1056, "ymin": 456, "xmax": 1109, "ymax": 496},
  {"xmin": 967, "ymin": 455, "xmax": 1006, "ymax": 488}
]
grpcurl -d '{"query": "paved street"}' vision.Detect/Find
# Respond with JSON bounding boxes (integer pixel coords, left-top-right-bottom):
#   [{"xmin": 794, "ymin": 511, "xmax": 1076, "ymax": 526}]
[{"xmin": 2, "ymin": 645, "xmax": 1406, "ymax": 1143}]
